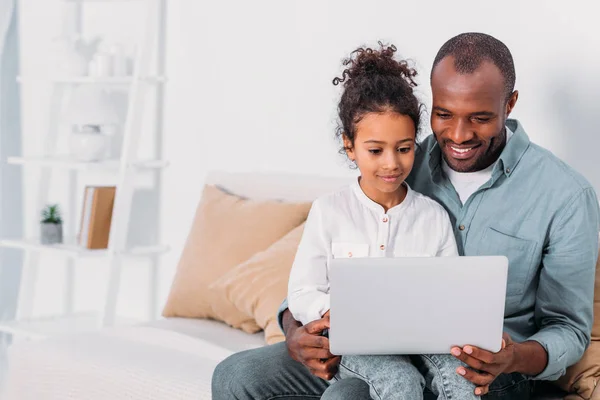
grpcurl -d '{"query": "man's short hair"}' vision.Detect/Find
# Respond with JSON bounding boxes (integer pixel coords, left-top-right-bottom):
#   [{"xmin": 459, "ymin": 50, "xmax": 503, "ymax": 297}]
[{"xmin": 431, "ymin": 32, "xmax": 516, "ymax": 101}]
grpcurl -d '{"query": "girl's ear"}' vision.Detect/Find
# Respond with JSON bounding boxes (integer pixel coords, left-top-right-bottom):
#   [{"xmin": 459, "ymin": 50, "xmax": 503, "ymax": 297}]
[{"xmin": 343, "ymin": 134, "xmax": 355, "ymax": 161}]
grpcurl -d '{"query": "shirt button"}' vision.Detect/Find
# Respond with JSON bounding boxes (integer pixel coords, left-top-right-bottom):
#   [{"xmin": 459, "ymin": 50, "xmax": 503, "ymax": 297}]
[
  {"xmin": 505, "ymin": 168, "xmax": 511, "ymax": 174},
  {"xmin": 459, "ymin": 225, "xmax": 465, "ymax": 231},
  {"xmin": 382, "ymin": 216, "xmax": 389, "ymax": 223},
  {"xmin": 348, "ymin": 252, "xmax": 353, "ymax": 257},
  {"xmin": 380, "ymin": 245, "xmax": 385, "ymax": 250}
]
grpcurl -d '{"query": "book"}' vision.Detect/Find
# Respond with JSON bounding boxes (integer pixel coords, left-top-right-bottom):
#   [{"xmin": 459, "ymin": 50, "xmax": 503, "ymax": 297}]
[{"xmin": 78, "ymin": 186, "xmax": 116, "ymax": 249}]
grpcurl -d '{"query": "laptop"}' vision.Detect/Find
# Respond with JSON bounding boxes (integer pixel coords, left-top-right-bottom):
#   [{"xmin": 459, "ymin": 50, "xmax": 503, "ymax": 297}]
[{"xmin": 328, "ymin": 256, "xmax": 508, "ymax": 355}]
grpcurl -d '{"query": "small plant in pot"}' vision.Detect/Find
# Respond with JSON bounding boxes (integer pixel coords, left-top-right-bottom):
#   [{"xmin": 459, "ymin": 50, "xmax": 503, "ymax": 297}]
[{"xmin": 40, "ymin": 204, "xmax": 63, "ymax": 245}]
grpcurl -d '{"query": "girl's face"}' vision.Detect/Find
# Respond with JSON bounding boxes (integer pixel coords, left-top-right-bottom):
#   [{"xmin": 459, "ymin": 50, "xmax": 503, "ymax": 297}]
[{"xmin": 344, "ymin": 110, "xmax": 416, "ymax": 206}]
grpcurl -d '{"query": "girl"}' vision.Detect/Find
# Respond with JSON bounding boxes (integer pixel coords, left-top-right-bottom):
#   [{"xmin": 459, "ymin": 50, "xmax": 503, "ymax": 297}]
[{"xmin": 287, "ymin": 43, "xmax": 482, "ymax": 400}]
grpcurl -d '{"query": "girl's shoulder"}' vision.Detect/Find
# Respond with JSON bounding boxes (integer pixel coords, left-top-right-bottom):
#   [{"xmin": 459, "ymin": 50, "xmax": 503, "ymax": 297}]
[
  {"xmin": 409, "ymin": 189, "xmax": 451, "ymax": 220},
  {"xmin": 311, "ymin": 183, "xmax": 356, "ymax": 210}
]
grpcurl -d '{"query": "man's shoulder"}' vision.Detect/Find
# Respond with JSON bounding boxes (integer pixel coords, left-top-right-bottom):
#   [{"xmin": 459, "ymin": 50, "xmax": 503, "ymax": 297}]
[
  {"xmin": 416, "ymin": 134, "xmax": 437, "ymax": 155},
  {"xmin": 523, "ymin": 142, "xmax": 594, "ymax": 192}
]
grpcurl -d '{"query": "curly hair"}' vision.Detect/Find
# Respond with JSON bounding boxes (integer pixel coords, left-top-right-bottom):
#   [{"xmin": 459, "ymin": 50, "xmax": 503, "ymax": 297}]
[{"xmin": 333, "ymin": 41, "xmax": 423, "ymax": 156}]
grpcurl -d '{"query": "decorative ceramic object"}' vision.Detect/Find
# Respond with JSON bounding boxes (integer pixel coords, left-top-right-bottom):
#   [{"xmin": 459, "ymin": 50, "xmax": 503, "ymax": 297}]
[{"xmin": 69, "ymin": 126, "xmax": 110, "ymax": 162}]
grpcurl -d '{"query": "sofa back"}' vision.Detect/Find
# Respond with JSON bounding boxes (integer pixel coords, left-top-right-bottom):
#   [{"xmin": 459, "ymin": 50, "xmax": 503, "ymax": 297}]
[{"xmin": 205, "ymin": 170, "xmax": 353, "ymax": 202}]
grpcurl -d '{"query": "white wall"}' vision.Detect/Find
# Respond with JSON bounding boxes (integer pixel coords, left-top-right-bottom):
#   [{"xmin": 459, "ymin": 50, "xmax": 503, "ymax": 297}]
[
  {"xmin": 15, "ymin": 1, "xmax": 600, "ymax": 321},
  {"xmin": 159, "ymin": 0, "xmax": 600, "ymax": 306}
]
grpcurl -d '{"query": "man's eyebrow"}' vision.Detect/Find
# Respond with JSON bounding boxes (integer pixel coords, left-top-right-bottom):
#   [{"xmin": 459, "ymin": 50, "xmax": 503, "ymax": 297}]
[
  {"xmin": 470, "ymin": 111, "xmax": 496, "ymax": 117},
  {"xmin": 433, "ymin": 106, "xmax": 496, "ymax": 117}
]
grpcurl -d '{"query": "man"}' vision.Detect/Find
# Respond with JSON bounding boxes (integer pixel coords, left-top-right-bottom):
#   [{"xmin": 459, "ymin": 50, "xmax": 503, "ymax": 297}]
[{"xmin": 212, "ymin": 33, "xmax": 600, "ymax": 400}]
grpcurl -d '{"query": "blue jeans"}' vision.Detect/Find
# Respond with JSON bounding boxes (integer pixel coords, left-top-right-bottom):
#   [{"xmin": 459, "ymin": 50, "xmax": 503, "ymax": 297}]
[
  {"xmin": 211, "ymin": 342, "xmax": 532, "ymax": 400},
  {"xmin": 338, "ymin": 354, "xmax": 481, "ymax": 399}
]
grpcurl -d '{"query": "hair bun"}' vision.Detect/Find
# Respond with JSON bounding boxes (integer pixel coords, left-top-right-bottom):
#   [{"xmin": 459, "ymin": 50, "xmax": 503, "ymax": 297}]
[{"xmin": 333, "ymin": 41, "xmax": 417, "ymax": 87}]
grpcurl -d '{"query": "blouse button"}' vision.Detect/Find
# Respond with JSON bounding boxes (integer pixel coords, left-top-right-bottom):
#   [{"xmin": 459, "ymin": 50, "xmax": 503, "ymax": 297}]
[
  {"xmin": 382, "ymin": 216, "xmax": 389, "ymax": 223},
  {"xmin": 348, "ymin": 252, "xmax": 353, "ymax": 257},
  {"xmin": 379, "ymin": 245, "xmax": 385, "ymax": 250}
]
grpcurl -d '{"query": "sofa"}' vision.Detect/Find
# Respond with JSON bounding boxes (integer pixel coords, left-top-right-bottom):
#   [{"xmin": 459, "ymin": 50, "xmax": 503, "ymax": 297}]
[{"xmin": 2, "ymin": 171, "xmax": 596, "ymax": 399}]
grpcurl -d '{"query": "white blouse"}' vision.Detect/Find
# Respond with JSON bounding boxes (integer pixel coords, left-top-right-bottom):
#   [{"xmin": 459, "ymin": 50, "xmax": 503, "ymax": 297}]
[{"xmin": 287, "ymin": 179, "xmax": 459, "ymax": 325}]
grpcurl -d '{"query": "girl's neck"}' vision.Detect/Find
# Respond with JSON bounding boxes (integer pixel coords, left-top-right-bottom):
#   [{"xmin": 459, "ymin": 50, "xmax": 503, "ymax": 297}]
[{"xmin": 358, "ymin": 177, "xmax": 408, "ymax": 213}]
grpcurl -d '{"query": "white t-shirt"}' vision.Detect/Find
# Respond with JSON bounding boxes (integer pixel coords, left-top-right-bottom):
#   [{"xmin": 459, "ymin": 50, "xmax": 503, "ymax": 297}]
[
  {"xmin": 442, "ymin": 126, "xmax": 514, "ymax": 205},
  {"xmin": 287, "ymin": 179, "xmax": 459, "ymax": 325}
]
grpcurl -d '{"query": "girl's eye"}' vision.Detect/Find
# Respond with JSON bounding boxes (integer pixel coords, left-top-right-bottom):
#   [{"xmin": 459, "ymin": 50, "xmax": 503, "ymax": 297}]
[
  {"xmin": 397, "ymin": 147, "xmax": 411, "ymax": 154},
  {"xmin": 368, "ymin": 149, "xmax": 382, "ymax": 155}
]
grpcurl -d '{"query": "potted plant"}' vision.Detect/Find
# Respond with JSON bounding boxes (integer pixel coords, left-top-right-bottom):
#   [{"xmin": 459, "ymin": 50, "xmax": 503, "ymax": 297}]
[{"xmin": 40, "ymin": 204, "xmax": 63, "ymax": 245}]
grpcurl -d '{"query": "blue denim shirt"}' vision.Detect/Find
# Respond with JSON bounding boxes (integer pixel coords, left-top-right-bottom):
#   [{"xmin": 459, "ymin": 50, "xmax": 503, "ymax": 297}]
[{"xmin": 278, "ymin": 119, "xmax": 600, "ymax": 381}]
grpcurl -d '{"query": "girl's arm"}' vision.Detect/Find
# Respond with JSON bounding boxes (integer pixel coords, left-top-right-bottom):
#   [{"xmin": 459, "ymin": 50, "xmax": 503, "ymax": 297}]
[
  {"xmin": 287, "ymin": 200, "xmax": 331, "ymax": 325},
  {"xmin": 437, "ymin": 207, "xmax": 459, "ymax": 257}
]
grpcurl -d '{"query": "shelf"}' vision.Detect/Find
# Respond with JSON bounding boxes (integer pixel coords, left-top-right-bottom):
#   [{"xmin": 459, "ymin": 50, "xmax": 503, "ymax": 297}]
[
  {"xmin": 0, "ymin": 238, "xmax": 169, "ymax": 258},
  {"xmin": 63, "ymin": 0, "xmax": 143, "ymax": 2},
  {"xmin": 17, "ymin": 76, "xmax": 166, "ymax": 85},
  {"xmin": 0, "ymin": 312, "xmax": 138, "ymax": 339},
  {"xmin": 7, "ymin": 156, "xmax": 169, "ymax": 170}
]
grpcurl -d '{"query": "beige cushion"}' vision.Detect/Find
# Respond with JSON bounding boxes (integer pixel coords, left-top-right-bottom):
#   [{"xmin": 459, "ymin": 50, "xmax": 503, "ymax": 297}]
[
  {"xmin": 162, "ymin": 185, "xmax": 310, "ymax": 333},
  {"xmin": 212, "ymin": 223, "xmax": 305, "ymax": 344},
  {"xmin": 558, "ymin": 253, "xmax": 600, "ymax": 399}
]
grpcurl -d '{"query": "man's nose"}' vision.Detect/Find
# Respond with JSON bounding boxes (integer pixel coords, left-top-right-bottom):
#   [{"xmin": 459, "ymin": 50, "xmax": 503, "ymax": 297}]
[{"xmin": 446, "ymin": 119, "xmax": 475, "ymax": 144}]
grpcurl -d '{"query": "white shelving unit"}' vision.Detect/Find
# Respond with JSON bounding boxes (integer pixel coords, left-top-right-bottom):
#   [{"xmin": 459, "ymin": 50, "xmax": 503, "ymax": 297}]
[
  {"xmin": 17, "ymin": 75, "xmax": 167, "ymax": 84},
  {"xmin": 7, "ymin": 156, "xmax": 169, "ymax": 170},
  {"xmin": 0, "ymin": 0, "xmax": 168, "ymax": 339},
  {"xmin": 0, "ymin": 238, "xmax": 168, "ymax": 258}
]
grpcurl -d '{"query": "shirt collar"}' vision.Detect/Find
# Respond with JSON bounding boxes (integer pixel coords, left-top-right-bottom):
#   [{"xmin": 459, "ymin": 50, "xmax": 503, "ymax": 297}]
[
  {"xmin": 496, "ymin": 119, "xmax": 530, "ymax": 177},
  {"xmin": 352, "ymin": 177, "xmax": 414, "ymax": 214},
  {"xmin": 427, "ymin": 118, "xmax": 530, "ymax": 179}
]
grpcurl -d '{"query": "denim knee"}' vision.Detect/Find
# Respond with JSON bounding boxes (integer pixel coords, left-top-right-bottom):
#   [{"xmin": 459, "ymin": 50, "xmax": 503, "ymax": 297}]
[
  {"xmin": 211, "ymin": 352, "xmax": 241, "ymax": 399},
  {"xmin": 321, "ymin": 377, "xmax": 371, "ymax": 400},
  {"xmin": 211, "ymin": 350, "xmax": 265, "ymax": 399}
]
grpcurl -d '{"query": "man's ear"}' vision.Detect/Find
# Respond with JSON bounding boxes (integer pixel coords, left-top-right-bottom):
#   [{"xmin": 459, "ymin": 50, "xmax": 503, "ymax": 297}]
[{"xmin": 506, "ymin": 90, "xmax": 519, "ymax": 117}]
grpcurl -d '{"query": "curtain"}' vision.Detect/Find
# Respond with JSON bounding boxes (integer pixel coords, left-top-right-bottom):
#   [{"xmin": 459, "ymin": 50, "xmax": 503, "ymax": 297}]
[{"xmin": 0, "ymin": 0, "xmax": 22, "ymax": 386}]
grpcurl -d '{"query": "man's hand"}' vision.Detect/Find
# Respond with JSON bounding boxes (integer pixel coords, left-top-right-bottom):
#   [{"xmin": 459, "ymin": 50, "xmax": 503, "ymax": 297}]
[
  {"xmin": 451, "ymin": 333, "xmax": 516, "ymax": 396},
  {"xmin": 283, "ymin": 310, "xmax": 340, "ymax": 380}
]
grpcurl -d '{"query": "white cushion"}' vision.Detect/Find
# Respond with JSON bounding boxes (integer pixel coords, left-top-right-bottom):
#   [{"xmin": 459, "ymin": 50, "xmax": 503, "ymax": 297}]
[
  {"xmin": 2, "ymin": 320, "xmax": 263, "ymax": 400},
  {"xmin": 143, "ymin": 317, "xmax": 265, "ymax": 353}
]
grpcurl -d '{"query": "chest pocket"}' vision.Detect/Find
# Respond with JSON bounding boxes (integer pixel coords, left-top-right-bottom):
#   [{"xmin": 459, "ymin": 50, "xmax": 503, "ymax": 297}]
[
  {"xmin": 477, "ymin": 226, "xmax": 537, "ymax": 297},
  {"xmin": 331, "ymin": 242, "xmax": 369, "ymax": 259}
]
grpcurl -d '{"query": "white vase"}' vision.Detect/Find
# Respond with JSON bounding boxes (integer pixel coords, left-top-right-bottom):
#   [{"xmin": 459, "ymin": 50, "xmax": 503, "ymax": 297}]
[{"xmin": 69, "ymin": 130, "xmax": 110, "ymax": 162}]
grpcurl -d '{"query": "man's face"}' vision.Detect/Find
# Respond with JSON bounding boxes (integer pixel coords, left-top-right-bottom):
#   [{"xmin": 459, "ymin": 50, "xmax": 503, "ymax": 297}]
[{"xmin": 430, "ymin": 56, "xmax": 518, "ymax": 172}]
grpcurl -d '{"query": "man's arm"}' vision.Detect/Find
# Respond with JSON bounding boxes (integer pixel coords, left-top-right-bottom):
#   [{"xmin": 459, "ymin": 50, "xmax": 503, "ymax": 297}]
[
  {"xmin": 281, "ymin": 308, "xmax": 300, "ymax": 336},
  {"xmin": 510, "ymin": 341, "xmax": 548, "ymax": 376},
  {"xmin": 527, "ymin": 188, "xmax": 600, "ymax": 380},
  {"xmin": 278, "ymin": 303, "xmax": 340, "ymax": 380}
]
